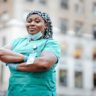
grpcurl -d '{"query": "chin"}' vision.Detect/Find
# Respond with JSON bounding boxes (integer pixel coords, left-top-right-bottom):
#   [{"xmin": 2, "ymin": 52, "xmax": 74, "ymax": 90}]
[{"xmin": 28, "ymin": 31, "xmax": 37, "ymax": 35}]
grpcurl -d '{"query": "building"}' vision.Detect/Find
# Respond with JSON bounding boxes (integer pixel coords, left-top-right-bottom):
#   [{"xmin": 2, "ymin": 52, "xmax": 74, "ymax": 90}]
[{"xmin": 0, "ymin": 0, "xmax": 96, "ymax": 96}]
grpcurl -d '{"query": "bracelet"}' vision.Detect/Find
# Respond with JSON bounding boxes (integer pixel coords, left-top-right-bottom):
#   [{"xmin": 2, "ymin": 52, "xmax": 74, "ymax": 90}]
[
  {"xmin": 26, "ymin": 57, "xmax": 35, "ymax": 65},
  {"xmin": 24, "ymin": 56, "xmax": 28, "ymax": 62}
]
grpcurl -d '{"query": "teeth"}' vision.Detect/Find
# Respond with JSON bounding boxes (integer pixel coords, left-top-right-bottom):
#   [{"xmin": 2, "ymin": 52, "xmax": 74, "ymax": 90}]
[
  {"xmin": 29, "ymin": 28, "xmax": 34, "ymax": 30},
  {"xmin": 29, "ymin": 26, "xmax": 32, "ymax": 28},
  {"xmin": 29, "ymin": 27, "xmax": 35, "ymax": 29}
]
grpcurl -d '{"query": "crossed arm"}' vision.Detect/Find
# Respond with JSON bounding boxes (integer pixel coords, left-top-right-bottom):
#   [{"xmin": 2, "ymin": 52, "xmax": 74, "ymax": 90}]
[
  {"xmin": 17, "ymin": 51, "xmax": 57, "ymax": 72},
  {"xmin": 0, "ymin": 46, "xmax": 57, "ymax": 72},
  {"xmin": 0, "ymin": 45, "xmax": 25, "ymax": 63}
]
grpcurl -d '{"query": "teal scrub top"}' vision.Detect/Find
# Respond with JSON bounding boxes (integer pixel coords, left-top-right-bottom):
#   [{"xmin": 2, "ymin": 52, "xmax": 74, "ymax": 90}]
[{"xmin": 7, "ymin": 37, "xmax": 61, "ymax": 96}]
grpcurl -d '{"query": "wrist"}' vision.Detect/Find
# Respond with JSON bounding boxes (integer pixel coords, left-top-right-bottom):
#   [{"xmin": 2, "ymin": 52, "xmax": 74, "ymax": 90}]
[
  {"xmin": 26, "ymin": 57, "xmax": 35, "ymax": 65},
  {"xmin": 8, "ymin": 64, "xmax": 18, "ymax": 70},
  {"xmin": 23, "ymin": 56, "xmax": 28, "ymax": 62}
]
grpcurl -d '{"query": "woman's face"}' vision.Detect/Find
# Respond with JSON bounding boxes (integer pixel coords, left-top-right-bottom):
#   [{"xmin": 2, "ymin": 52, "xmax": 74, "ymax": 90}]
[{"xmin": 26, "ymin": 14, "xmax": 47, "ymax": 35}]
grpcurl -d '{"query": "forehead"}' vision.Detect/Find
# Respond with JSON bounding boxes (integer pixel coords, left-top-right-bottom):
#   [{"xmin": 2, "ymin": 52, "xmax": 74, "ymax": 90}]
[{"xmin": 27, "ymin": 14, "xmax": 44, "ymax": 20}]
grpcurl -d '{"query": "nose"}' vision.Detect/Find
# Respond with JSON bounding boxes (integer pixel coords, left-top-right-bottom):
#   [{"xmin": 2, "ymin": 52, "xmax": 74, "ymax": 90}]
[
  {"xmin": 26, "ymin": 21, "xmax": 36, "ymax": 27},
  {"xmin": 30, "ymin": 21, "xmax": 36, "ymax": 26}
]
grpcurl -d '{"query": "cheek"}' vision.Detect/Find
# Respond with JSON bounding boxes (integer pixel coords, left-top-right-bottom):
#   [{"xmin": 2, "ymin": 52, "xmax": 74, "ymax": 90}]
[
  {"xmin": 25, "ymin": 23, "xmax": 29, "ymax": 29},
  {"xmin": 37, "ymin": 24, "xmax": 45, "ymax": 31}
]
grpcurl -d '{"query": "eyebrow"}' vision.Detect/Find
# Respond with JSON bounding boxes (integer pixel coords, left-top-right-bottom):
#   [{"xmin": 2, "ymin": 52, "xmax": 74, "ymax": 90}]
[{"xmin": 28, "ymin": 17, "xmax": 42, "ymax": 21}]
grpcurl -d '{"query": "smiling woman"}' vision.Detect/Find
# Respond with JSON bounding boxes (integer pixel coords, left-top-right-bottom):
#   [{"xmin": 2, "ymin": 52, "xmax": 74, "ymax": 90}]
[
  {"xmin": 26, "ymin": 14, "xmax": 47, "ymax": 35},
  {"xmin": 0, "ymin": 10, "xmax": 61, "ymax": 96}
]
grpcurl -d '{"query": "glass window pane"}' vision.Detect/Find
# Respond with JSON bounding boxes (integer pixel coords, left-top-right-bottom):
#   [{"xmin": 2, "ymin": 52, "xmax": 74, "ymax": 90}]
[
  {"xmin": 74, "ymin": 21, "xmax": 83, "ymax": 36},
  {"xmin": 92, "ymin": 48, "xmax": 96, "ymax": 61},
  {"xmin": 60, "ymin": 0, "xmax": 69, "ymax": 9},
  {"xmin": 92, "ymin": 2, "xmax": 96, "ymax": 16},
  {"xmin": 73, "ymin": 44, "xmax": 83, "ymax": 59},
  {"xmin": 60, "ymin": 19, "xmax": 68, "ymax": 34},
  {"xmin": 75, "ymin": 0, "xmax": 84, "ymax": 15},
  {"xmin": 3, "ymin": 0, "xmax": 7, "ymax": 2},
  {"xmin": 92, "ymin": 25, "xmax": 96, "ymax": 39},
  {"xmin": 75, "ymin": 71, "xmax": 83, "ymax": 88},
  {"xmin": 0, "ymin": 64, "xmax": 4, "ymax": 85},
  {"xmin": 73, "ymin": 48, "xmax": 81, "ymax": 59},
  {"xmin": 60, "ymin": 42, "xmax": 68, "ymax": 56},
  {"xmin": 39, "ymin": 0, "xmax": 46, "ymax": 5},
  {"xmin": 59, "ymin": 69, "xmax": 68, "ymax": 86},
  {"xmin": 2, "ymin": 36, "xmax": 6, "ymax": 46},
  {"xmin": 25, "ymin": 0, "xmax": 34, "ymax": 2}
]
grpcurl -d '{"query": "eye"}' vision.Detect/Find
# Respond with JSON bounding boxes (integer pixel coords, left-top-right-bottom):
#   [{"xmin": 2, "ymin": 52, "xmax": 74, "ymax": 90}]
[
  {"xmin": 35, "ymin": 20, "xmax": 40, "ymax": 23},
  {"xmin": 27, "ymin": 20, "xmax": 31, "ymax": 23},
  {"xmin": 27, "ymin": 19, "xmax": 32, "ymax": 23}
]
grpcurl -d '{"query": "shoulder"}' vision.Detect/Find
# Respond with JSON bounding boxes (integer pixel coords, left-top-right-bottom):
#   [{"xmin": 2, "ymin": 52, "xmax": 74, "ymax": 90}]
[
  {"xmin": 11, "ymin": 37, "xmax": 27, "ymax": 49},
  {"xmin": 46, "ymin": 39, "xmax": 61, "ymax": 48},
  {"xmin": 13, "ymin": 37, "xmax": 27, "ymax": 41},
  {"xmin": 44, "ymin": 38, "xmax": 61, "ymax": 57},
  {"xmin": 47, "ymin": 38, "xmax": 58, "ymax": 42},
  {"xmin": 12, "ymin": 37, "xmax": 27, "ymax": 43}
]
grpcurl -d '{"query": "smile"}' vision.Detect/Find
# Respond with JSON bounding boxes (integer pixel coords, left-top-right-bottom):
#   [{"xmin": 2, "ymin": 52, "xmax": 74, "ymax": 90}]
[{"xmin": 28, "ymin": 28, "xmax": 36, "ymax": 30}]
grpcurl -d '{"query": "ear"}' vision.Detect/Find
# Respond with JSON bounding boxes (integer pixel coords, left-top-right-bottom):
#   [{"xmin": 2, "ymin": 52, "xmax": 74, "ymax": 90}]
[{"xmin": 44, "ymin": 22, "xmax": 48, "ymax": 30}]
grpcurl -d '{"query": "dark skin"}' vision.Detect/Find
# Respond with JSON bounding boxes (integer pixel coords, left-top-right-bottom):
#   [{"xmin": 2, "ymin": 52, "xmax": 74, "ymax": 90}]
[
  {"xmin": 0, "ymin": 14, "xmax": 57, "ymax": 72},
  {"xmin": 0, "ymin": 47, "xmax": 25, "ymax": 63},
  {"xmin": 17, "ymin": 51, "xmax": 57, "ymax": 72},
  {"xmin": 26, "ymin": 14, "xmax": 48, "ymax": 35}
]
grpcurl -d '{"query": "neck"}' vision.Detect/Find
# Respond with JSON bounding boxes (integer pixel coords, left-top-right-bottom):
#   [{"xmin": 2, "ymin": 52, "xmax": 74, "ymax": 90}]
[{"xmin": 28, "ymin": 32, "xmax": 43, "ymax": 40}]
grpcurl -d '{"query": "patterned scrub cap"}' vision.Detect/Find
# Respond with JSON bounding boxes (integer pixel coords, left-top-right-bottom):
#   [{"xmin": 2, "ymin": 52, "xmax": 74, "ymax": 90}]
[{"xmin": 26, "ymin": 10, "xmax": 53, "ymax": 39}]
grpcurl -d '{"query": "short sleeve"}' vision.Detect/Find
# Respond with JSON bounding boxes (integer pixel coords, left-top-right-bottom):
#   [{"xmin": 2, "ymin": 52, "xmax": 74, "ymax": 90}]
[
  {"xmin": 43, "ymin": 39, "xmax": 61, "ymax": 64},
  {"xmin": 3, "ymin": 38, "xmax": 21, "ymax": 50},
  {"xmin": 11, "ymin": 38, "xmax": 25, "ymax": 50}
]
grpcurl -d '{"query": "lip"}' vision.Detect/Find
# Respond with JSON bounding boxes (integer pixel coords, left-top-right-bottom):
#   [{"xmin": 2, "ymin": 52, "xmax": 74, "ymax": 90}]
[
  {"xmin": 29, "ymin": 28, "xmax": 35, "ymax": 30},
  {"xmin": 28, "ymin": 25, "xmax": 36, "ymax": 28},
  {"xmin": 28, "ymin": 28, "xmax": 36, "ymax": 30},
  {"xmin": 28, "ymin": 28, "xmax": 36, "ymax": 32}
]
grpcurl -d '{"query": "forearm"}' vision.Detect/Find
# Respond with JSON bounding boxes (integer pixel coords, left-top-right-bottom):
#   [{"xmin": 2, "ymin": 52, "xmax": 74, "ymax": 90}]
[
  {"xmin": 9, "ymin": 52, "xmax": 57, "ymax": 72},
  {"xmin": 0, "ymin": 48, "xmax": 26, "ymax": 63},
  {"xmin": 17, "ymin": 58, "xmax": 50, "ymax": 72},
  {"xmin": 17, "ymin": 64, "xmax": 47, "ymax": 72},
  {"xmin": 0, "ymin": 55, "xmax": 25, "ymax": 63}
]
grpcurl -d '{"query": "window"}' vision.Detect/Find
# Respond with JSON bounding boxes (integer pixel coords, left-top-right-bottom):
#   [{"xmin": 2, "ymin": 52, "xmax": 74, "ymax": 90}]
[
  {"xmin": 26, "ymin": 0, "xmax": 34, "ymax": 2},
  {"xmin": 60, "ymin": 0, "xmax": 69, "ymax": 9},
  {"xmin": 3, "ymin": 0, "xmax": 7, "ymax": 2},
  {"xmin": 92, "ymin": 48, "xmax": 96, "ymax": 61},
  {"xmin": 0, "ymin": 36, "xmax": 6, "ymax": 85},
  {"xmin": 2, "ymin": 36, "xmax": 6, "ymax": 46},
  {"xmin": 93, "ymin": 25, "xmax": 96, "ymax": 39},
  {"xmin": 60, "ymin": 19, "xmax": 68, "ymax": 34},
  {"xmin": 0, "ymin": 11, "xmax": 10, "ymax": 25},
  {"xmin": 59, "ymin": 69, "xmax": 68, "ymax": 86},
  {"xmin": 74, "ymin": 21, "xmax": 83, "ymax": 36},
  {"xmin": 60, "ymin": 42, "xmax": 68, "ymax": 56},
  {"xmin": 73, "ymin": 44, "xmax": 83, "ymax": 59},
  {"xmin": 73, "ymin": 48, "xmax": 82, "ymax": 59},
  {"xmin": 75, "ymin": 71, "xmax": 83, "ymax": 88},
  {"xmin": 93, "ymin": 73, "xmax": 96, "ymax": 88},
  {"xmin": 92, "ymin": 2, "xmax": 96, "ymax": 16},
  {"xmin": 75, "ymin": 0, "xmax": 84, "ymax": 15},
  {"xmin": 0, "ymin": 64, "xmax": 4, "ymax": 85},
  {"xmin": 39, "ymin": 0, "xmax": 46, "ymax": 5}
]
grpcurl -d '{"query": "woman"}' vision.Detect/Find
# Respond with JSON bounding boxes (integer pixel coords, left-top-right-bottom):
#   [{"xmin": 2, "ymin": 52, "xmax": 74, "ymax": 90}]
[{"xmin": 0, "ymin": 10, "xmax": 61, "ymax": 96}]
